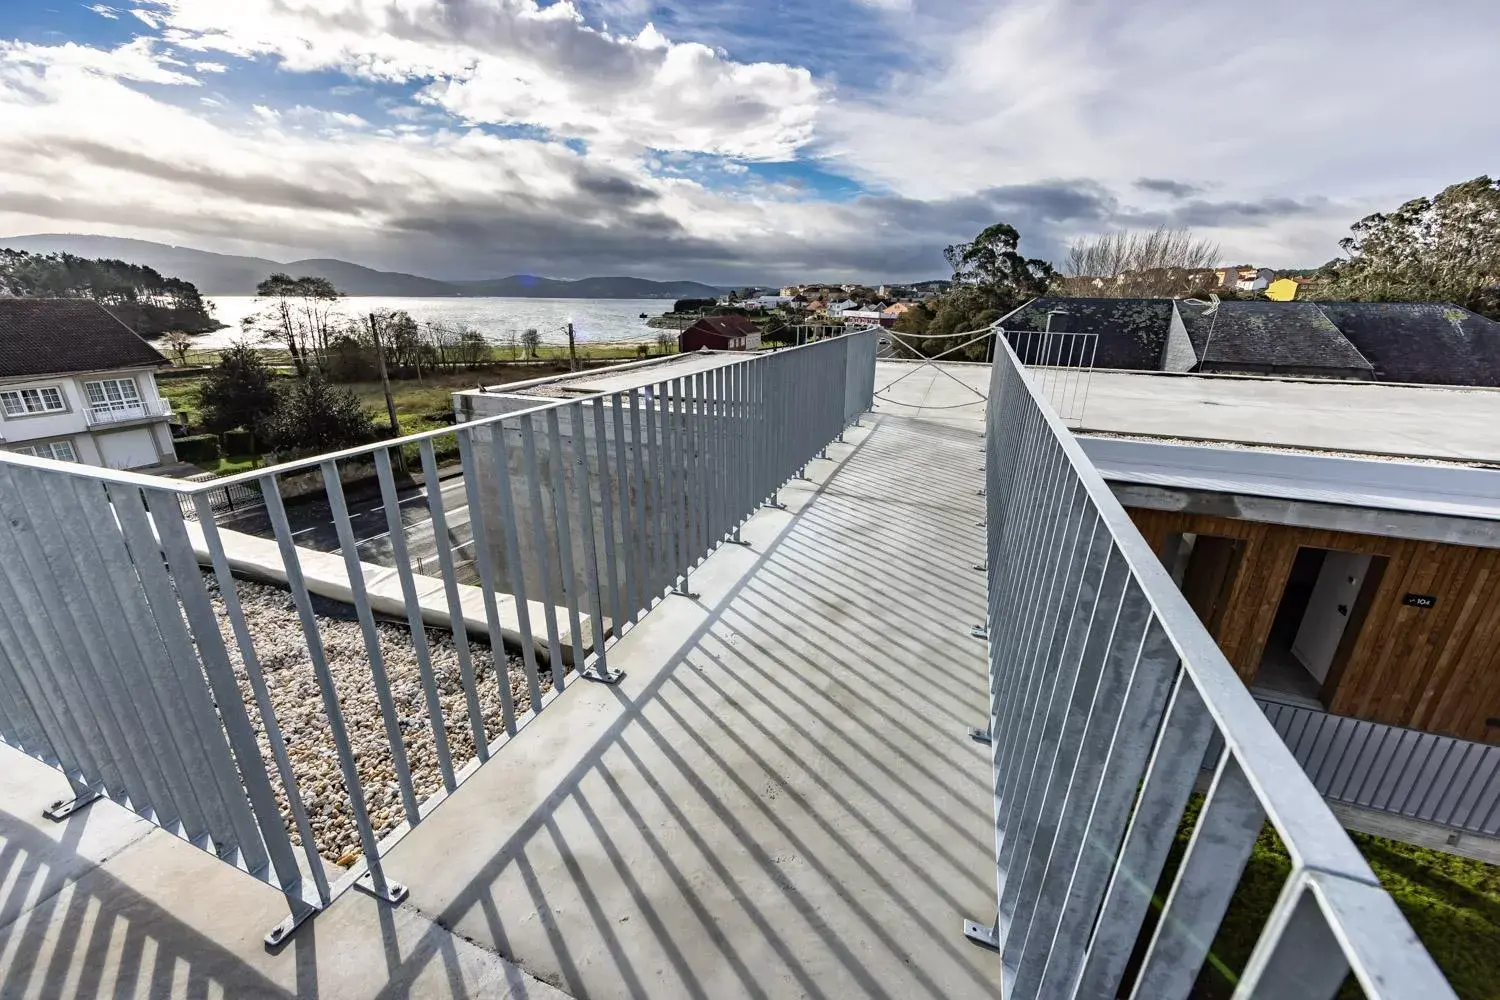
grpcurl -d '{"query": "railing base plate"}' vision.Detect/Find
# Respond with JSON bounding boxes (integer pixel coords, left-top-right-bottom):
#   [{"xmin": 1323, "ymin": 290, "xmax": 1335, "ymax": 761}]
[
  {"xmin": 356, "ymin": 873, "xmax": 410, "ymax": 906},
  {"xmin": 970, "ymin": 626, "xmax": 990, "ymax": 641},
  {"xmin": 581, "ymin": 666, "xmax": 626, "ymax": 686},
  {"xmin": 968, "ymin": 727, "xmax": 993, "ymax": 745},
  {"xmin": 264, "ymin": 900, "xmax": 322, "ymax": 950},
  {"xmin": 963, "ymin": 919, "xmax": 1000, "ymax": 951},
  {"xmin": 43, "ymin": 790, "xmax": 101, "ymax": 822}
]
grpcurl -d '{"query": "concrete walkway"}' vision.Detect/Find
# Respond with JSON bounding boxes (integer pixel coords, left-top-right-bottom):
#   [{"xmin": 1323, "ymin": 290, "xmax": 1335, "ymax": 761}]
[{"xmin": 378, "ymin": 405, "xmax": 997, "ymax": 1000}]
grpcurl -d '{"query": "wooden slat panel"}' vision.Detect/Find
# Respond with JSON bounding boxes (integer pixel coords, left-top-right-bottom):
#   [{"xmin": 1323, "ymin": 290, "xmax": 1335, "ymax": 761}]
[{"xmin": 1122, "ymin": 505, "xmax": 1500, "ymax": 741}]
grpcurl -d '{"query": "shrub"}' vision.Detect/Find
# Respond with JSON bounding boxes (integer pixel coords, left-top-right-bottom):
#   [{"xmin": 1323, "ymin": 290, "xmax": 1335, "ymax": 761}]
[
  {"xmin": 222, "ymin": 428, "xmax": 256, "ymax": 456},
  {"xmin": 175, "ymin": 433, "xmax": 221, "ymax": 465},
  {"xmin": 262, "ymin": 373, "xmax": 377, "ymax": 454}
]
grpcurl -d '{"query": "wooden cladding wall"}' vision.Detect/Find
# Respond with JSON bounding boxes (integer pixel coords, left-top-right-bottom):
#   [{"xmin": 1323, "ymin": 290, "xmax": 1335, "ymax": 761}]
[{"xmin": 1127, "ymin": 508, "xmax": 1500, "ymax": 743}]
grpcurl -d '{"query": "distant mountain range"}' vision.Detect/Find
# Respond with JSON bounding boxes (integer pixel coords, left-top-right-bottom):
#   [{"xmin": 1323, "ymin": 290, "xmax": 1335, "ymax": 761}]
[{"xmin": 0, "ymin": 234, "xmax": 726, "ymax": 300}]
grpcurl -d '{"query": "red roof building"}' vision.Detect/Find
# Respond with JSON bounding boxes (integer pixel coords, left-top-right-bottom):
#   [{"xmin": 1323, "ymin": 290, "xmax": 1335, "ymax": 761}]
[{"xmin": 678, "ymin": 315, "xmax": 763, "ymax": 353}]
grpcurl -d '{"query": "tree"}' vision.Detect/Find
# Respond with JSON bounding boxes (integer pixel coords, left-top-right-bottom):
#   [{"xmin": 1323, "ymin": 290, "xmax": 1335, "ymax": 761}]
[
  {"xmin": 943, "ymin": 223, "xmax": 1057, "ymax": 311},
  {"xmin": 162, "ymin": 329, "xmax": 194, "ymax": 366},
  {"xmin": 1061, "ymin": 226, "xmax": 1221, "ymax": 297},
  {"xmin": 656, "ymin": 330, "xmax": 675, "ymax": 355},
  {"xmin": 254, "ymin": 273, "xmax": 342, "ymax": 373},
  {"xmin": 262, "ymin": 373, "xmax": 376, "ymax": 454},
  {"xmin": 520, "ymin": 327, "xmax": 542, "ymax": 359},
  {"xmin": 0, "ymin": 249, "xmax": 217, "ymax": 335},
  {"xmin": 197, "ymin": 343, "xmax": 280, "ymax": 436},
  {"xmin": 1322, "ymin": 176, "xmax": 1500, "ymax": 319}
]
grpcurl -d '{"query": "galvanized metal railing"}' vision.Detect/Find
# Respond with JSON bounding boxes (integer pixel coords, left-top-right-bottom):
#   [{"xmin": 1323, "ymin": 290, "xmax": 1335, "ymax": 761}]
[
  {"xmin": 0, "ymin": 331, "xmax": 877, "ymax": 945},
  {"xmin": 973, "ymin": 334, "xmax": 1454, "ymax": 998}
]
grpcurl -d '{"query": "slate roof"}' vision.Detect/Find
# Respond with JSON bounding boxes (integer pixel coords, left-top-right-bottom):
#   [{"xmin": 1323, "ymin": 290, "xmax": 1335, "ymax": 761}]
[
  {"xmin": 0, "ymin": 298, "xmax": 167, "ymax": 380},
  {"xmin": 1314, "ymin": 302, "xmax": 1500, "ymax": 387},
  {"xmin": 1176, "ymin": 300, "xmax": 1375, "ymax": 377},
  {"xmin": 1004, "ymin": 297, "xmax": 1174, "ymax": 370}
]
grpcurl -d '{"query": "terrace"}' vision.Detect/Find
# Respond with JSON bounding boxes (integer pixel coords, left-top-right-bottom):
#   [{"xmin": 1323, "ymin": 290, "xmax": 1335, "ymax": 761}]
[{"xmin": 0, "ymin": 333, "xmax": 1453, "ymax": 998}]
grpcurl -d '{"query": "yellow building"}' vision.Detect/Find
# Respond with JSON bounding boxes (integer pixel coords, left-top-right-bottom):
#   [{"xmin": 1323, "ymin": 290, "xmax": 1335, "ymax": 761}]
[{"xmin": 1265, "ymin": 277, "xmax": 1299, "ymax": 301}]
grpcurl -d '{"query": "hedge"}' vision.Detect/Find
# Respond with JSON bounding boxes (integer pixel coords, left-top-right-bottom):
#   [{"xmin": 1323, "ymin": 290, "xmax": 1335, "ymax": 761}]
[{"xmin": 175, "ymin": 433, "xmax": 221, "ymax": 465}]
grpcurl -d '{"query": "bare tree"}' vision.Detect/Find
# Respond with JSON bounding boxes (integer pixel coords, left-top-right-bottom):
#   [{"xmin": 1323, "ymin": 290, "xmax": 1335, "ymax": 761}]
[
  {"xmin": 1062, "ymin": 226, "xmax": 1221, "ymax": 298},
  {"xmin": 162, "ymin": 329, "xmax": 194, "ymax": 366},
  {"xmin": 520, "ymin": 327, "xmax": 542, "ymax": 359}
]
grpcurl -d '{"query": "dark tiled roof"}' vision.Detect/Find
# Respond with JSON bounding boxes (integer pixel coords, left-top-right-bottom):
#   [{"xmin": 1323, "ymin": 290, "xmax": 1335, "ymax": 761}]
[
  {"xmin": 0, "ymin": 298, "xmax": 167, "ymax": 379},
  {"xmin": 1315, "ymin": 302, "xmax": 1500, "ymax": 387},
  {"xmin": 684, "ymin": 315, "xmax": 760, "ymax": 340},
  {"xmin": 1004, "ymin": 297, "xmax": 1174, "ymax": 370},
  {"xmin": 1177, "ymin": 300, "xmax": 1374, "ymax": 376}
]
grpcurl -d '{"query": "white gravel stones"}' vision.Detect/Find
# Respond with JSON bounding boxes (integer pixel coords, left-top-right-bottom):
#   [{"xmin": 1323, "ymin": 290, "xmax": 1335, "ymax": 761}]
[{"xmin": 202, "ymin": 573, "xmax": 551, "ymax": 868}]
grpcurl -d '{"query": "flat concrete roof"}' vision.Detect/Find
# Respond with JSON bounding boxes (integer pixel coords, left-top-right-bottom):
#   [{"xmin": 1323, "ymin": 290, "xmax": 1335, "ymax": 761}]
[
  {"xmin": 1075, "ymin": 371, "xmax": 1500, "ymax": 465},
  {"xmin": 476, "ymin": 351, "xmax": 746, "ymax": 399}
]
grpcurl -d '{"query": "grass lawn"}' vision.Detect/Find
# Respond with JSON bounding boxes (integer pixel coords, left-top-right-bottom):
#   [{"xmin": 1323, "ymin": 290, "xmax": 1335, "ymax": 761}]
[
  {"xmin": 162, "ymin": 356, "xmax": 652, "ymax": 469},
  {"xmin": 1146, "ymin": 797, "xmax": 1500, "ymax": 998}
]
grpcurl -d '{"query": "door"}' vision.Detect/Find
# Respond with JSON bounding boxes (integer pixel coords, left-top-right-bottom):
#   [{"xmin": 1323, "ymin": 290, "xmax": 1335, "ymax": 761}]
[
  {"xmin": 1292, "ymin": 551, "xmax": 1373, "ymax": 683},
  {"xmin": 95, "ymin": 427, "xmax": 159, "ymax": 470}
]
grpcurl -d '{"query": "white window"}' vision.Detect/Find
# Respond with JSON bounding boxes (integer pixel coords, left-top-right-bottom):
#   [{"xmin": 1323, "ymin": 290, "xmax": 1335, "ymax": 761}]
[
  {"xmin": 15, "ymin": 440, "xmax": 78, "ymax": 462},
  {"xmin": 84, "ymin": 377, "xmax": 142, "ymax": 415},
  {"xmin": 0, "ymin": 386, "xmax": 66, "ymax": 417}
]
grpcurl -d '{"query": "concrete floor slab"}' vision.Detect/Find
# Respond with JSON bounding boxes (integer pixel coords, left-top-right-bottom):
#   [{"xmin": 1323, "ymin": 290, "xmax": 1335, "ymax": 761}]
[
  {"xmin": 0, "ymin": 750, "xmax": 567, "ymax": 999},
  {"xmin": 381, "ymin": 413, "xmax": 999, "ymax": 1000}
]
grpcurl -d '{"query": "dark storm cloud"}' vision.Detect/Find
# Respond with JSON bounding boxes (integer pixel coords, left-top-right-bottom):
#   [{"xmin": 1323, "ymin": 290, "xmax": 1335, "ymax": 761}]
[
  {"xmin": 1134, "ymin": 177, "xmax": 1204, "ymax": 199},
  {"xmin": 1168, "ymin": 195, "xmax": 1328, "ymax": 227}
]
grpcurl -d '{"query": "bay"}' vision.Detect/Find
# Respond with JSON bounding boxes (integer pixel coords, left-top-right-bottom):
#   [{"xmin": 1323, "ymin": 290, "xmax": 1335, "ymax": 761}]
[{"xmin": 197, "ymin": 296, "xmax": 677, "ymax": 349}]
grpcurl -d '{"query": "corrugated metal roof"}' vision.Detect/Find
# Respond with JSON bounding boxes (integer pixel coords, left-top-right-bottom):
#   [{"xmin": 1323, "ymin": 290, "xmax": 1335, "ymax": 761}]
[{"xmin": 1079, "ymin": 436, "xmax": 1500, "ymax": 522}]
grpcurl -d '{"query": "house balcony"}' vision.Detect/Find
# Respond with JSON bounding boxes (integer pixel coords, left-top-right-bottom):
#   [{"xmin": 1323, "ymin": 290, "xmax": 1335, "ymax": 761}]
[
  {"xmin": 84, "ymin": 396, "xmax": 173, "ymax": 427},
  {"xmin": 0, "ymin": 339, "xmax": 1457, "ymax": 999}
]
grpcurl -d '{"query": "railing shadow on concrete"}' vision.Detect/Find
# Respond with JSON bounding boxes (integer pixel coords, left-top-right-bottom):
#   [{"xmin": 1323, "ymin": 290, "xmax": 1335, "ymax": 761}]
[
  {"xmin": 0, "ymin": 807, "xmax": 292, "ymax": 999},
  {"xmin": 975, "ymin": 335, "xmax": 1456, "ymax": 998},
  {"xmin": 0, "ymin": 332, "xmax": 880, "ymax": 949},
  {"xmin": 343, "ymin": 414, "xmax": 1001, "ymax": 1000}
]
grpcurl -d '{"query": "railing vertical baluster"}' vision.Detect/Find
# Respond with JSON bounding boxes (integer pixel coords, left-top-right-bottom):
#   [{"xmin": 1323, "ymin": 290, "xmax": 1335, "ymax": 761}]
[
  {"xmin": 1128, "ymin": 752, "xmax": 1266, "ymax": 1000},
  {"xmin": 374, "ymin": 449, "xmax": 457, "ymax": 792},
  {"xmin": 546, "ymin": 407, "xmax": 587, "ymax": 672},
  {"xmin": 456, "ymin": 427, "xmax": 520, "ymax": 736},
  {"xmin": 194, "ymin": 491, "xmax": 330, "ymax": 917},
  {"xmin": 593, "ymin": 397, "xmax": 627, "ymax": 641},
  {"xmin": 322, "ymin": 459, "xmax": 421, "ymax": 828},
  {"xmin": 519, "ymin": 413, "xmax": 565, "ymax": 672},
  {"xmin": 570, "ymin": 400, "xmax": 619, "ymax": 683},
  {"xmin": 628, "ymin": 389, "xmax": 652, "ymax": 611},
  {"xmin": 262, "ymin": 476, "xmax": 404, "ymax": 904},
  {"xmin": 420, "ymin": 438, "xmax": 489, "ymax": 762}
]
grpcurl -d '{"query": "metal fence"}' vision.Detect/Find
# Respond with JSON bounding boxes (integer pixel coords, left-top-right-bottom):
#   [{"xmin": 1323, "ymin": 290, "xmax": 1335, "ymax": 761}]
[
  {"xmin": 1001, "ymin": 328, "xmax": 1097, "ymax": 427},
  {"xmin": 1258, "ymin": 699, "xmax": 1500, "ymax": 837},
  {"xmin": 975, "ymin": 335, "xmax": 1454, "ymax": 998},
  {"xmin": 0, "ymin": 331, "xmax": 877, "ymax": 946}
]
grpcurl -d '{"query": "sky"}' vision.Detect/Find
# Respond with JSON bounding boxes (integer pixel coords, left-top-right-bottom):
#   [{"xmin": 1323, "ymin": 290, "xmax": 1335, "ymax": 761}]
[{"xmin": 0, "ymin": 0, "xmax": 1496, "ymax": 285}]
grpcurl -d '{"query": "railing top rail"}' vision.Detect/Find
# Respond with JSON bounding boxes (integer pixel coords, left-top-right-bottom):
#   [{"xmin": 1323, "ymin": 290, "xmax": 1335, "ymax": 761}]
[
  {"xmin": 0, "ymin": 332, "xmax": 877, "ymax": 496},
  {"xmin": 991, "ymin": 333, "xmax": 1378, "ymax": 884}
]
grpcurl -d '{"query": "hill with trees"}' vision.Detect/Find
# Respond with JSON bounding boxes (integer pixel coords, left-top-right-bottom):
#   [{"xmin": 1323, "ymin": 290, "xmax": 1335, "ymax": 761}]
[
  {"xmin": 2, "ymin": 235, "xmax": 723, "ymax": 299},
  {"xmin": 0, "ymin": 248, "xmax": 217, "ymax": 336}
]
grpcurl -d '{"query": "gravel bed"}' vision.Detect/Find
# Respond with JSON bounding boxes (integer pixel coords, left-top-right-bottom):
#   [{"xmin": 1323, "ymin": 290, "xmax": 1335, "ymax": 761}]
[{"xmin": 202, "ymin": 573, "xmax": 551, "ymax": 868}]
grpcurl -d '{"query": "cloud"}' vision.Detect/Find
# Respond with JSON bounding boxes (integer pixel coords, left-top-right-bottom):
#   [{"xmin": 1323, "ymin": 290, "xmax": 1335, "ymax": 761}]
[
  {"xmin": 142, "ymin": 0, "xmax": 823, "ymax": 159},
  {"xmin": 193, "ymin": 60, "xmax": 226, "ymax": 73},
  {"xmin": 0, "ymin": 38, "xmax": 200, "ymax": 86},
  {"xmin": 1135, "ymin": 178, "xmax": 1203, "ymax": 199},
  {"xmin": 87, "ymin": 4, "xmax": 120, "ymax": 19}
]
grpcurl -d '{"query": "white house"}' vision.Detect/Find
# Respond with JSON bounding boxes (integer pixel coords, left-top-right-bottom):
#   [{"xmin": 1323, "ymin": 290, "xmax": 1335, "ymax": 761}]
[
  {"xmin": 0, "ymin": 299, "xmax": 178, "ymax": 470},
  {"xmin": 827, "ymin": 299, "xmax": 860, "ymax": 318}
]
